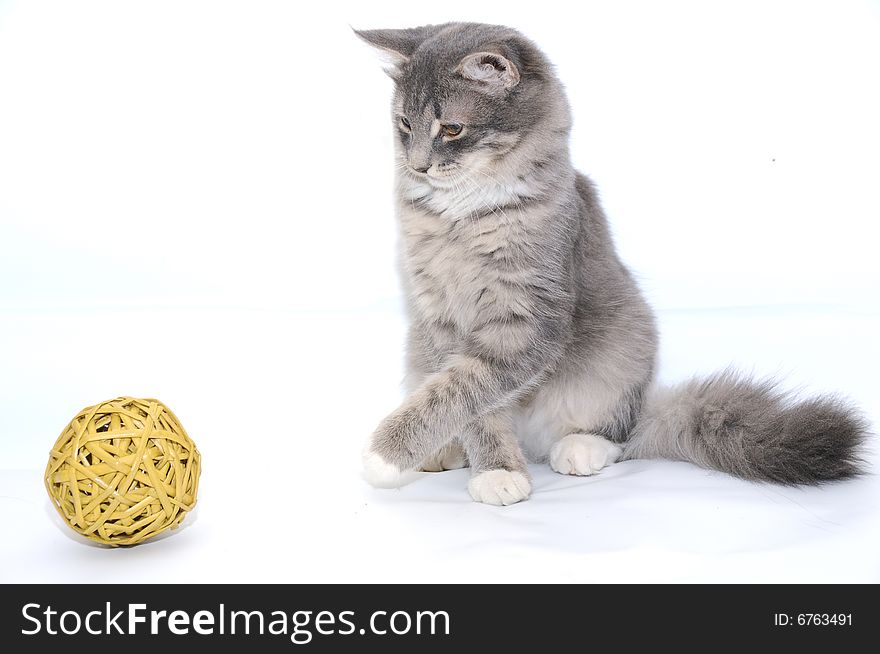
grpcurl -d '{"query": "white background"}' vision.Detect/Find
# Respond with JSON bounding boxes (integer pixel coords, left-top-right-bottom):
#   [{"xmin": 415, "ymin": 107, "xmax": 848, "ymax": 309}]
[{"xmin": 1, "ymin": 0, "xmax": 879, "ymax": 583}]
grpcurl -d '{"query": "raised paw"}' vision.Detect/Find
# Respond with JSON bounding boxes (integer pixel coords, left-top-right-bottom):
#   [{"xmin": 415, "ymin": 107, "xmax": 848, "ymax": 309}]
[
  {"xmin": 549, "ymin": 433, "xmax": 621, "ymax": 476},
  {"xmin": 421, "ymin": 441, "xmax": 469, "ymax": 472},
  {"xmin": 467, "ymin": 469, "xmax": 531, "ymax": 506},
  {"xmin": 362, "ymin": 449, "xmax": 421, "ymax": 488}
]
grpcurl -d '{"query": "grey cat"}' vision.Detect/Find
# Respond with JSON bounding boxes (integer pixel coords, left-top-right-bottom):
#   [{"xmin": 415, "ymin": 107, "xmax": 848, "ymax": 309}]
[{"xmin": 357, "ymin": 22, "xmax": 867, "ymax": 505}]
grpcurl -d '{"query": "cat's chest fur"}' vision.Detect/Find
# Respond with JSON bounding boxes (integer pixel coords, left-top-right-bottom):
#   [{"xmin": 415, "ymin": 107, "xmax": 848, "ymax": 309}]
[{"xmin": 398, "ymin": 204, "xmax": 528, "ymax": 332}]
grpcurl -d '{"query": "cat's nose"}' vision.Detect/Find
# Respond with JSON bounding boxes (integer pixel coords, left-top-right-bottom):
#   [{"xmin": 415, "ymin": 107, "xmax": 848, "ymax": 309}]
[{"xmin": 410, "ymin": 164, "xmax": 430, "ymax": 174}]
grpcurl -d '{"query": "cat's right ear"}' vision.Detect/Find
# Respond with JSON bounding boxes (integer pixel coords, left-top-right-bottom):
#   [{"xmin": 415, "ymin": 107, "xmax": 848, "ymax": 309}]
[{"xmin": 353, "ymin": 26, "xmax": 436, "ymax": 77}]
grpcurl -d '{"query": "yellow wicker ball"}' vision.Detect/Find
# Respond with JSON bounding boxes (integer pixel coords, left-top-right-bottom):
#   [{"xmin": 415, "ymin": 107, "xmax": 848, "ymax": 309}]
[{"xmin": 44, "ymin": 397, "xmax": 201, "ymax": 546}]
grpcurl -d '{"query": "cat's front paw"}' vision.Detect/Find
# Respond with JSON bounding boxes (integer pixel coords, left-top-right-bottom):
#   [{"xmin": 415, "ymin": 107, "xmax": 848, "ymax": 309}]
[
  {"xmin": 362, "ymin": 447, "xmax": 421, "ymax": 488},
  {"xmin": 467, "ymin": 469, "xmax": 531, "ymax": 506},
  {"xmin": 549, "ymin": 433, "xmax": 621, "ymax": 476}
]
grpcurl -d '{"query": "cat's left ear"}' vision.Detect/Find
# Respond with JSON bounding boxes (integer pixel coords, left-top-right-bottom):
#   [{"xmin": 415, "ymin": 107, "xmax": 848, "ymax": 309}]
[
  {"xmin": 353, "ymin": 26, "xmax": 438, "ymax": 77},
  {"xmin": 456, "ymin": 52, "xmax": 521, "ymax": 93}
]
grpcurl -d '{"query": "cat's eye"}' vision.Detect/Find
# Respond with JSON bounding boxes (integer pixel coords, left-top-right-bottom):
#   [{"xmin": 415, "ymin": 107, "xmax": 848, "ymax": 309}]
[
  {"xmin": 442, "ymin": 123, "xmax": 464, "ymax": 138},
  {"xmin": 399, "ymin": 116, "xmax": 411, "ymax": 131}
]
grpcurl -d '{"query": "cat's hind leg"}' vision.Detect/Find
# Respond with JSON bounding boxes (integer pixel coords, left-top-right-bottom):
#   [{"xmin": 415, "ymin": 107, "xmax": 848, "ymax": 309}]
[
  {"xmin": 515, "ymin": 353, "xmax": 649, "ymax": 478},
  {"xmin": 549, "ymin": 433, "xmax": 622, "ymax": 476}
]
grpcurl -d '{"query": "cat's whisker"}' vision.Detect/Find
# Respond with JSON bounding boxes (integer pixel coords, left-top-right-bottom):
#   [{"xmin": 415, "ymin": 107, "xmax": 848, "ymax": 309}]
[
  {"xmin": 451, "ymin": 172, "xmax": 480, "ymax": 240},
  {"xmin": 459, "ymin": 170, "xmax": 513, "ymax": 230}
]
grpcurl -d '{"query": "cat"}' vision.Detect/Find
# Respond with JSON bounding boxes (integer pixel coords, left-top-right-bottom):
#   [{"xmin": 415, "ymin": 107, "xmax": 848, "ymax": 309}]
[{"xmin": 356, "ymin": 22, "xmax": 867, "ymax": 505}]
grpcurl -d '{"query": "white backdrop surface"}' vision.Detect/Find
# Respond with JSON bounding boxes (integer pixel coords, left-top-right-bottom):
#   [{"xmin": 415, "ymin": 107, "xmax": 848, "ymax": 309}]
[{"xmin": 1, "ymin": 0, "xmax": 878, "ymax": 583}]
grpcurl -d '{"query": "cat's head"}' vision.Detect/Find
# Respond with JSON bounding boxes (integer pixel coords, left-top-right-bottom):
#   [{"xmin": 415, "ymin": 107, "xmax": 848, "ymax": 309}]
[{"xmin": 355, "ymin": 23, "xmax": 570, "ymax": 190}]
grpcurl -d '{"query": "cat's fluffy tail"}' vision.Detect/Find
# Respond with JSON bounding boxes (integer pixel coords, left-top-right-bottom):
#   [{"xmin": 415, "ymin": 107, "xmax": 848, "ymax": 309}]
[{"xmin": 622, "ymin": 369, "xmax": 868, "ymax": 484}]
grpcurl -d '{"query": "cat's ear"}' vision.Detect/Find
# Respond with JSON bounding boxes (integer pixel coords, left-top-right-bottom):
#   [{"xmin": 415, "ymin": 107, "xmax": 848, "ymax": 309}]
[
  {"xmin": 353, "ymin": 26, "xmax": 438, "ymax": 76},
  {"xmin": 456, "ymin": 52, "xmax": 521, "ymax": 93}
]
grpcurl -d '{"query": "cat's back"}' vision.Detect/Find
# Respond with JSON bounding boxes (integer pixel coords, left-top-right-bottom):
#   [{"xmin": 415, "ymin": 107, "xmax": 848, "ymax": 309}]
[
  {"xmin": 572, "ymin": 172, "xmax": 642, "ymax": 291},
  {"xmin": 569, "ymin": 172, "xmax": 657, "ymax": 347}
]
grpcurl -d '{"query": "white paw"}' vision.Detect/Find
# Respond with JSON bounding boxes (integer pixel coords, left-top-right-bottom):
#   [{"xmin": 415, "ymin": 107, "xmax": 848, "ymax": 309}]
[
  {"xmin": 467, "ymin": 470, "xmax": 531, "ymax": 506},
  {"xmin": 421, "ymin": 442, "xmax": 468, "ymax": 472},
  {"xmin": 549, "ymin": 433, "xmax": 621, "ymax": 476},
  {"xmin": 362, "ymin": 450, "xmax": 421, "ymax": 488}
]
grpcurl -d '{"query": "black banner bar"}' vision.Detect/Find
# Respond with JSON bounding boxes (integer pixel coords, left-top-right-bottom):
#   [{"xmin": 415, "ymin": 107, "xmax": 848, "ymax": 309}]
[{"xmin": 0, "ymin": 584, "xmax": 873, "ymax": 651}]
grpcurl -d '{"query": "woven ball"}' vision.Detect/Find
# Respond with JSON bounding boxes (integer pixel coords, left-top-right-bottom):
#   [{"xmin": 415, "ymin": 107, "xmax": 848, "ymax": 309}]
[{"xmin": 44, "ymin": 397, "xmax": 201, "ymax": 546}]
